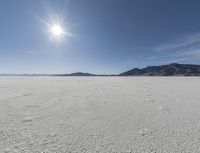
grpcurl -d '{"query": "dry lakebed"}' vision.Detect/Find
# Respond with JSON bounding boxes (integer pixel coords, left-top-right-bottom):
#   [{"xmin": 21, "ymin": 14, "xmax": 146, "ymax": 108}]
[{"xmin": 0, "ymin": 77, "xmax": 200, "ymax": 153}]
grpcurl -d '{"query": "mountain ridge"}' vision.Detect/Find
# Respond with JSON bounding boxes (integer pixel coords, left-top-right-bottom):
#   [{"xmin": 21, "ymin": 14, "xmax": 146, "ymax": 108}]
[
  {"xmin": 119, "ymin": 63, "xmax": 200, "ymax": 76},
  {"xmin": 1, "ymin": 63, "xmax": 200, "ymax": 76}
]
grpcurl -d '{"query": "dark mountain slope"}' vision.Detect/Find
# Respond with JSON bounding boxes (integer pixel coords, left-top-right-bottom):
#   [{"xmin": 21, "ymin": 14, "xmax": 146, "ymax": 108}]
[{"xmin": 120, "ymin": 63, "xmax": 200, "ymax": 76}]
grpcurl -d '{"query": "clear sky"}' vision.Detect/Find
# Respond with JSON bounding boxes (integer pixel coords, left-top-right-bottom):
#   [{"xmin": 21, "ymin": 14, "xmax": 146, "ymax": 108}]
[{"xmin": 1, "ymin": 0, "xmax": 200, "ymax": 74}]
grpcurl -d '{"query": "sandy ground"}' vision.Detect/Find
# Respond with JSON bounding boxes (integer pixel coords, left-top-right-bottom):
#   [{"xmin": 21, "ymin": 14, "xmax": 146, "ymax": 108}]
[{"xmin": 0, "ymin": 77, "xmax": 200, "ymax": 153}]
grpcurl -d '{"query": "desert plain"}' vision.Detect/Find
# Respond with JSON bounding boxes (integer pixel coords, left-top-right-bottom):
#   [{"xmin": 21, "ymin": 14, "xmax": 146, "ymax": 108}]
[{"xmin": 0, "ymin": 77, "xmax": 200, "ymax": 153}]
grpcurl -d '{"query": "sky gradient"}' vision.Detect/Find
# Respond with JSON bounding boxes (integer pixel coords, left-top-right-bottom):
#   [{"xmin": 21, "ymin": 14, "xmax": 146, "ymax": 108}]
[{"xmin": 1, "ymin": 0, "xmax": 200, "ymax": 74}]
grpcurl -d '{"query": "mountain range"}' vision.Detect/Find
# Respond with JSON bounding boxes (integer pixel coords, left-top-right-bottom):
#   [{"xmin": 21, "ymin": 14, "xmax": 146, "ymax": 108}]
[
  {"xmin": 120, "ymin": 63, "xmax": 200, "ymax": 76},
  {"xmin": 1, "ymin": 63, "xmax": 200, "ymax": 76}
]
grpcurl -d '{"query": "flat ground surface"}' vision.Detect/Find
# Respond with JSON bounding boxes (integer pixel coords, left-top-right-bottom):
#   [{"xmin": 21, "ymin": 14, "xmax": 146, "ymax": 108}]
[{"xmin": 0, "ymin": 77, "xmax": 200, "ymax": 153}]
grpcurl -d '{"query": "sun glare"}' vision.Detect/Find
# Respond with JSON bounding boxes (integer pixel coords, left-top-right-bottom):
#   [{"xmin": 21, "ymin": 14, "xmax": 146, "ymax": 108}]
[
  {"xmin": 48, "ymin": 23, "xmax": 66, "ymax": 41},
  {"xmin": 39, "ymin": 11, "xmax": 73, "ymax": 43}
]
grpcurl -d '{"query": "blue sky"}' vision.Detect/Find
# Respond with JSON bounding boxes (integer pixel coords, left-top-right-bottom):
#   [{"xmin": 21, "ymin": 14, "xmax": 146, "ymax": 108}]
[{"xmin": 0, "ymin": 0, "xmax": 200, "ymax": 74}]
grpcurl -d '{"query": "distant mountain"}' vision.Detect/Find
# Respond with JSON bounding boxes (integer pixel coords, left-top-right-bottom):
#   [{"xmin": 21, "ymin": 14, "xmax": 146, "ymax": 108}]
[
  {"xmin": 120, "ymin": 63, "xmax": 200, "ymax": 76},
  {"xmin": 55, "ymin": 72, "xmax": 116, "ymax": 76},
  {"xmin": 0, "ymin": 72, "xmax": 115, "ymax": 76},
  {"xmin": 68, "ymin": 72, "xmax": 96, "ymax": 76},
  {"xmin": 54, "ymin": 72, "xmax": 96, "ymax": 76},
  {"xmin": 1, "ymin": 63, "xmax": 200, "ymax": 76}
]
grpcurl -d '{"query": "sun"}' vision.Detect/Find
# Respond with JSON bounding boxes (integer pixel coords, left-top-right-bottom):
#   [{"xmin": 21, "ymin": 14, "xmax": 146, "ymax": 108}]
[
  {"xmin": 50, "ymin": 24, "xmax": 65, "ymax": 36},
  {"xmin": 39, "ymin": 12, "xmax": 73, "ymax": 43},
  {"xmin": 48, "ymin": 23, "xmax": 66, "ymax": 41}
]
